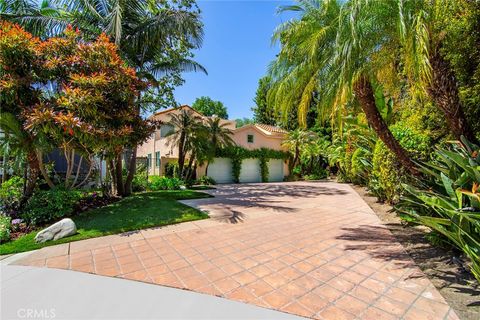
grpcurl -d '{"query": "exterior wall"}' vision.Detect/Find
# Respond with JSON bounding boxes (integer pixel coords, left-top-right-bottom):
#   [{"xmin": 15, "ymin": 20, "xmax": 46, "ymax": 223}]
[
  {"xmin": 137, "ymin": 106, "xmax": 235, "ymax": 176},
  {"xmin": 232, "ymin": 126, "xmax": 285, "ymax": 151},
  {"xmin": 136, "ymin": 106, "xmax": 289, "ymax": 178}
]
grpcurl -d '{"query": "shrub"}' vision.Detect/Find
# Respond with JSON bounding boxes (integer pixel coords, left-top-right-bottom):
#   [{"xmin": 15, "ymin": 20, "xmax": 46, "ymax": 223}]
[
  {"xmin": 303, "ymin": 171, "xmax": 327, "ymax": 181},
  {"xmin": 341, "ymin": 147, "xmax": 354, "ymax": 182},
  {"xmin": 0, "ymin": 176, "xmax": 24, "ymax": 216},
  {"xmin": 370, "ymin": 125, "xmax": 432, "ymax": 203},
  {"xmin": 396, "ymin": 139, "xmax": 480, "ymax": 282},
  {"xmin": 196, "ymin": 176, "xmax": 216, "ymax": 186},
  {"xmin": 132, "ymin": 174, "xmax": 148, "ymax": 192},
  {"xmin": 0, "ymin": 214, "xmax": 11, "ymax": 243},
  {"xmin": 148, "ymin": 176, "xmax": 184, "ymax": 190},
  {"xmin": 22, "ymin": 188, "xmax": 84, "ymax": 226},
  {"xmin": 164, "ymin": 162, "xmax": 179, "ymax": 178},
  {"xmin": 350, "ymin": 147, "xmax": 372, "ymax": 185}
]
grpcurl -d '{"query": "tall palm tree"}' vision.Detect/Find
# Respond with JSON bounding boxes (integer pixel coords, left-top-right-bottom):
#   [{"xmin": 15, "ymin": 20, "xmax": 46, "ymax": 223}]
[
  {"xmin": 270, "ymin": 0, "xmax": 478, "ymax": 173},
  {"xmin": 269, "ymin": 0, "xmax": 419, "ymax": 173},
  {"xmin": 204, "ymin": 117, "xmax": 234, "ymax": 150},
  {"xmin": 268, "ymin": 0, "xmax": 340, "ymax": 128},
  {"xmin": 165, "ymin": 108, "xmax": 203, "ymax": 179},
  {"xmin": 203, "ymin": 117, "xmax": 234, "ymax": 176}
]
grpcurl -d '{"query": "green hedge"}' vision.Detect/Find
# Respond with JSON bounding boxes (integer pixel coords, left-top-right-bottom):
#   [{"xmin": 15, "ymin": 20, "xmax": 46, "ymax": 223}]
[
  {"xmin": 370, "ymin": 125, "xmax": 432, "ymax": 203},
  {"xmin": 216, "ymin": 146, "xmax": 288, "ymax": 183}
]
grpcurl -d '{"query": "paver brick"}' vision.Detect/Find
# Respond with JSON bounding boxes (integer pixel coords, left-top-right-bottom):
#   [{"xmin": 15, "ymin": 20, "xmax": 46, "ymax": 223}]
[{"xmin": 17, "ymin": 182, "xmax": 458, "ymax": 320}]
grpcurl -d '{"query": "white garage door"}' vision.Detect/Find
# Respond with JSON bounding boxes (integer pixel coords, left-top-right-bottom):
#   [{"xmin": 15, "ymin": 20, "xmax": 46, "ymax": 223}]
[
  {"xmin": 207, "ymin": 158, "xmax": 233, "ymax": 183},
  {"xmin": 239, "ymin": 158, "xmax": 262, "ymax": 183},
  {"xmin": 268, "ymin": 159, "xmax": 284, "ymax": 182}
]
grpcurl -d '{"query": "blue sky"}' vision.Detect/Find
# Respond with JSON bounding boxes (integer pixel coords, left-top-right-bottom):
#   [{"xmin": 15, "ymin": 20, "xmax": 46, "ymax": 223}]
[{"xmin": 173, "ymin": 0, "xmax": 295, "ymax": 120}]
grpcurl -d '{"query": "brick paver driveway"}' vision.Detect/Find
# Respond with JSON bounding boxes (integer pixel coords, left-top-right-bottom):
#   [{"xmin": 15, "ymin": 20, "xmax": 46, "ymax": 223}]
[{"xmin": 15, "ymin": 182, "xmax": 458, "ymax": 319}]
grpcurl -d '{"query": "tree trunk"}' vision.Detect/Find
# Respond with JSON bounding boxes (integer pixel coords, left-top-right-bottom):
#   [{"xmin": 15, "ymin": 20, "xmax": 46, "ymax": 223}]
[
  {"xmin": 23, "ymin": 151, "xmax": 40, "ymax": 201},
  {"xmin": 178, "ymin": 133, "xmax": 186, "ymax": 179},
  {"xmin": 185, "ymin": 153, "xmax": 196, "ymax": 182},
  {"xmin": 36, "ymin": 150, "xmax": 55, "ymax": 189},
  {"xmin": 115, "ymin": 153, "xmax": 125, "ymax": 196},
  {"xmin": 108, "ymin": 159, "xmax": 117, "ymax": 196},
  {"xmin": 354, "ymin": 76, "xmax": 418, "ymax": 175},
  {"xmin": 291, "ymin": 146, "xmax": 300, "ymax": 171},
  {"xmin": 428, "ymin": 50, "xmax": 478, "ymax": 144},
  {"xmin": 123, "ymin": 148, "xmax": 137, "ymax": 197}
]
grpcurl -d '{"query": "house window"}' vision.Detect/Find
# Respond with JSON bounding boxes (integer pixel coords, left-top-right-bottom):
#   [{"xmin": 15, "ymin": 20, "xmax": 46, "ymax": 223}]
[
  {"xmin": 247, "ymin": 134, "xmax": 254, "ymax": 143},
  {"xmin": 147, "ymin": 154, "xmax": 152, "ymax": 168},
  {"xmin": 160, "ymin": 124, "xmax": 174, "ymax": 137},
  {"xmin": 155, "ymin": 151, "xmax": 160, "ymax": 167}
]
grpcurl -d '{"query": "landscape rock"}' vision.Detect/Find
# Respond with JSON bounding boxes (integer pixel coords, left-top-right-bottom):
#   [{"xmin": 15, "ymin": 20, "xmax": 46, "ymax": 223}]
[{"xmin": 35, "ymin": 218, "xmax": 77, "ymax": 243}]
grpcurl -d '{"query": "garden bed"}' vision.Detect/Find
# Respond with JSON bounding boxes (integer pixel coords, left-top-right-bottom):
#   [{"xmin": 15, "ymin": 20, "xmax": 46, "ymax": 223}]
[
  {"xmin": 0, "ymin": 190, "xmax": 211, "ymax": 255},
  {"xmin": 352, "ymin": 184, "xmax": 480, "ymax": 320}
]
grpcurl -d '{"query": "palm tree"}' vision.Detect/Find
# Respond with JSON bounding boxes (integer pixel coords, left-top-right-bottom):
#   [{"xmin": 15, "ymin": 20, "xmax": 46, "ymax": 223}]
[
  {"xmin": 269, "ymin": 0, "xmax": 419, "ymax": 173},
  {"xmin": 165, "ymin": 108, "xmax": 203, "ymax": 179},
  {"xmin": 1, "ymin": 0, "xmax": 206, "ymax": 195},
  {"xmin": 270, "ymin": 0, "xmax": 479, "ymax": 173},
  {"xmin": 205, "ymin": 117, "xmax": 234, "ymax": 150},
  {"xmin": 282, "ymin": 129, "xmax": 317, "ymax": 173},
  {"xmin": 203, "ymin": 117, "xmax": 234, "ymax": 176},
  {"xmin": 268, "ymin": 0, "xmax": 341, "ymax": 128},
  {"xmin": 0, "ymin": 113, "xmax": 40, "ymax": 200}
]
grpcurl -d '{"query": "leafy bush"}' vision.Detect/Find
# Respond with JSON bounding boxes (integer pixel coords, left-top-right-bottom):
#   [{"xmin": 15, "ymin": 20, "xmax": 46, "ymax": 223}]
[
  {"xmin": 164, "ymin": 161, "xmax": 179, "ymax": 178},
  {"xmin": 341, "ymin": 147, "xmax": 354, "ymax": 182},
  {"xmin": 196, "ymin": 176, "xmax": 216, "ymax": 186},
  {"xmin": 0, "ymin": 176, "xmax": 24, "ymax": 216},
  {"xmin": 0, "ymin": 214, "xmax": 11, "ymax": 243},
  {"xmin": 303, "ymin": 170, "xmax": 327, "ymax": 181},
  {"xmin": 370, "ymin": 125, "xmax": 432, "ymax": 203},
  {"xmin": 148, "ymin": 176, "xmax": 184, "ymax": 191},
  {"xmin": 132, "ymin": 174, "xmax": 148, "ymax": 192},
  {"xmin": 350, "ymin": 147, "xmax": 372, "ymax": 185},
  {"xmin": 22, "ymin": 188, "xmax": 85, "ymax": 226},
  {"xmin": 396, "ymin": 139, "xmax": 480, "ymax": 282}
]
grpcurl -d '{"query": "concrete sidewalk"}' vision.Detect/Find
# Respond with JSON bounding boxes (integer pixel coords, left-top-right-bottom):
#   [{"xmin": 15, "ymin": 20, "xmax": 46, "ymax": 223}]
[{"xmin": 1, "ymin": 265, "xmax": 302, "ymax": 320}]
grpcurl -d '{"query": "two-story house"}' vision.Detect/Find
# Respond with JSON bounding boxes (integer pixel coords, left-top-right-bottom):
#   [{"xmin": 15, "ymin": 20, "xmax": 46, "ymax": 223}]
[{"xmin": 137, "ymin": 105, "xmax": 289, "ymax": 183}]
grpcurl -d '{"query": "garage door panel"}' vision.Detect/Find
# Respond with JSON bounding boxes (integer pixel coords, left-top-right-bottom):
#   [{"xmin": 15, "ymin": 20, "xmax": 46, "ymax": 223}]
[
  {"xmin": 268, "ymin": 159, "xmax": 284, "ymax": 182},
  {"xmin": 207, "ymin": 158, "xmax": 233, "ymax": 183},
  {"xmin": 239, "ymin": 158, "xmax": 261, "ymax": 183}
]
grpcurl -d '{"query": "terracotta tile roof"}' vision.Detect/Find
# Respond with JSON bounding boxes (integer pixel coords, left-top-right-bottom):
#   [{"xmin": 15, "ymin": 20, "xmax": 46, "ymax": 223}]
[{"xmin": 254, "ymin": 124, "xmax": 288, "ymax": 134}]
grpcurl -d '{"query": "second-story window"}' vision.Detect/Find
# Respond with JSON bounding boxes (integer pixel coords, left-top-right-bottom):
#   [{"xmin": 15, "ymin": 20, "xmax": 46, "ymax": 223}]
[
  {"xmin": 160, "ymin": 124, "xmax": 174, "ymax": 137},
  {"xmin": 247, "ymin": 134, "xmax": 254, "ymax": 143}
]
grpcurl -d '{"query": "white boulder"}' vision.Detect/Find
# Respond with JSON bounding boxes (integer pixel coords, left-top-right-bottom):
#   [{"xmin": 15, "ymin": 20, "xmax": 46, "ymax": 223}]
[{"xmin": 35, "ymin": 218, "xmax": 77, "ymax": 243}]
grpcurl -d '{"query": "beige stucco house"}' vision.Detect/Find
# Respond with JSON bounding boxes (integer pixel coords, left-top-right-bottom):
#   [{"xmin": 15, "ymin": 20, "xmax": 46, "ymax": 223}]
[{"xmin": 137, "ymin": 105, "xmax": 289, "ymax": 183}]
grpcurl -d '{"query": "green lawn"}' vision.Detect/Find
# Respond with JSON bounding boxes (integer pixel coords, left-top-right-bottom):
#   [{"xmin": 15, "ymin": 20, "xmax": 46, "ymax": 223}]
[{"xmin": 0, "ymin": 190, "xmax": 211, "ymax": 255}]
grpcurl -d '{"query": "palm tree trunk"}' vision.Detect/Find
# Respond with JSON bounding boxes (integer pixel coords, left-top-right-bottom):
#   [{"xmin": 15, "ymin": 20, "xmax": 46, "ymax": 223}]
[
  {"xmin": 354, "ymin": 77, "xmax": 418, "ymax": 175},
  {"xmin": 185, "ymin": 153, "xmax": 196, "ymax": 181},
  {"xmin": 178, "ymin": 133, "xmax": 186, "ymax": 179},
  {"xmin": 428, "ymin": 50, "xmax": 478, "ymax": 144}
]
